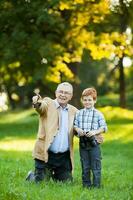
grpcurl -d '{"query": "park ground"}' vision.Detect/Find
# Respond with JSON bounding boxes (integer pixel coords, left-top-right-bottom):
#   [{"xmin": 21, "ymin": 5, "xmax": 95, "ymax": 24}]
[{"xmin": 0, "ymin": 106, "xmax": 133, "ymax": 200}]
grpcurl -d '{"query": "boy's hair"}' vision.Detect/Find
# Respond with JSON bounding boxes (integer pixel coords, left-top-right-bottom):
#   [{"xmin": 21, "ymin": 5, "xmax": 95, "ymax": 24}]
[{"xmin": 82, "ymin": 87, "xmax": 97, "ymax": 100}]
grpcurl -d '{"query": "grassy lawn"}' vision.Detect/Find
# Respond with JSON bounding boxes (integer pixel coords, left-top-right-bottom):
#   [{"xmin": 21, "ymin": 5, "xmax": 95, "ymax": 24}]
[{"xmin": 0, "ymin": 107, "xmax": 133, "ymax": 200}]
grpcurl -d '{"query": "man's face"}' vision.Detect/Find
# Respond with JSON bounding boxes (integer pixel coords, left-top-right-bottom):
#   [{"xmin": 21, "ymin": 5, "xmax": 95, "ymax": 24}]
[
  {"xmin": 82, "ymin": 95, "xmax": 96, "ymax": 109},
  {"xmin": 55, "ymin": 85, "xmax": 73, "ymax": 107}
]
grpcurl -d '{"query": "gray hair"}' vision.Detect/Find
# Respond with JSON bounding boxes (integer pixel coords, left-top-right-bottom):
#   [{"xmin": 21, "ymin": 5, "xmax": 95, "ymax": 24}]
[{"xmin": 56, "ymin": 82, "xmax": 73, "ymax": 93}]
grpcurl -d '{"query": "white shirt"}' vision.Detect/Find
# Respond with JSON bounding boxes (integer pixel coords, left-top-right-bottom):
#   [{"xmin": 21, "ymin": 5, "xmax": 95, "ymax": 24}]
[{"xmin": 49, "ymin": 100, "xmax": 69, "ymax": 153}]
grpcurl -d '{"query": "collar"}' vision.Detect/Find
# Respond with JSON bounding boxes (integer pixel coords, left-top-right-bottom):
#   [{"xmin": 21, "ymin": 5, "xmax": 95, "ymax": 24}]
[
  {"xmin": 54, "ymin": 99, "xmax": 69, "ymax": 110},
  {"xmin": 83, "ymin": 107, "xmax": 94, "ymax": 112}
]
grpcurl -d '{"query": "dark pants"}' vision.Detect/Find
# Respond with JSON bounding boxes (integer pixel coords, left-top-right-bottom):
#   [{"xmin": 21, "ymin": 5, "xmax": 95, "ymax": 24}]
[
  {"xmin": 35, "ymin": 150, "xmax": 72, "ymax": 183},
  {"xmin": 80, "ymin": 145, "xmax": 102, "ymax": 188}
]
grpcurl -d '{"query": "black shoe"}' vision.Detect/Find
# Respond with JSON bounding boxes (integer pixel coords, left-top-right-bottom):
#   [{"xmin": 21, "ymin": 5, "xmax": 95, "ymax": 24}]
[
  {"xmin": 26, "ymin": 170, "xmax": 35, "ymax": 181},
  {"xmin": 83, "ymin": 184, "xmax": 92, "ymax": 189},
  {"xmin": 92, "ymin": 185, "xmax": 101, "ymax": 189},
  {"xmin": 34, "ymin": 168, "xmax": 45, "ymax": 183}
]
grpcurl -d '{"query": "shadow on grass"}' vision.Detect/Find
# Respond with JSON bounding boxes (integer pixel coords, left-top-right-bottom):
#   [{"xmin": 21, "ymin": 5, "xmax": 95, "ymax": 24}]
[
  {"xmin": 0, "ymin": 110, "xmax": 39, "ymax": 140},
  {"xmin": 0, "ymin": 116, "xmax": 133, "ymax": 140},
  {"xmin": 107, "ymin": 118, "xmax": 133, "ymax": 125},
  {"xmin": 0, "ymin": 122, "xmax": 38, "ymax": 140},
  {"xmin": 102, "ymin": 141, "xmax": 133, "ymax": 159},
  {"xmin": 0, "ymin": 140, "xmax": 133, "ymax": 163}
]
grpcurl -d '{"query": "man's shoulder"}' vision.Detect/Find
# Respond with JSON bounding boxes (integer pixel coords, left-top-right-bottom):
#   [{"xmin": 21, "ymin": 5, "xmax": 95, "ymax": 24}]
[
  {"xmin": 42, "ymin": 97, "xmax": 54, "ymax": 104},
  {"xmin": 40, "ymin": 97, "xmax": 55, "ymax": 109},
  {"xmin": 43, "ymin": 97, "xmax": 52, "ymax": 101},
  {"xmin": 78, "ymin": 108, "xmax": 84, "ymax": 112},
  {"xmin": 68, "ymin": 104, "xmax": 78, "ymax": 113},
  {"xmin": 75, "ymin": 108, "xmax": 84, "ymax": 115}
]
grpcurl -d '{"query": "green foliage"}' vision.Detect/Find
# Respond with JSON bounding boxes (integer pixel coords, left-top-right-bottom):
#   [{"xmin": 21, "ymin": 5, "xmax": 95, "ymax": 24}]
[
  {"xmin": 78, "ymin": 50, "xmax": 110, "ymax": 92},
  {"xmin": 97, "ymin": 92, "xmax": 133, "ymax": 109},
  {"xmin": 97, "ymin": 94, "xmax": 119, "ymax": 108},
  {"xmin": 0, "ymin": 107, "xmax": 133, "ymax": 199},
  {"xmin": 0, "ymin": 0, "xmax": 133, "ymax": 109}
]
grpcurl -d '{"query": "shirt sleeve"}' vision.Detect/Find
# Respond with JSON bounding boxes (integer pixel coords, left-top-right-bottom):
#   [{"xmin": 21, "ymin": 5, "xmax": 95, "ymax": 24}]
[
  {"xmin": 98, "ymin": 112, "xmax": 107, "ymax": 132},
  {"xmin": 74, "ymin": 111, "xmax": 82, "ymax": 137}
]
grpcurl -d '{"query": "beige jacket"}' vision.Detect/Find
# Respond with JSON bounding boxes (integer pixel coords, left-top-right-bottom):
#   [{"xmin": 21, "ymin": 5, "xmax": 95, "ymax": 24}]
[{"xmin": 32, "ymin": 97, "xmax": 77, "ymax": 170}]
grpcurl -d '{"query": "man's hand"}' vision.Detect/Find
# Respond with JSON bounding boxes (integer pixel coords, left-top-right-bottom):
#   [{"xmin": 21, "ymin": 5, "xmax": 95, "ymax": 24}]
[
  {"xmin": 32, "ymin": 95, "xmax": 39, "ymax": 104},
  {"xmin": 32, "ymin": 93, "xmax": 41, "ymax": 104}
]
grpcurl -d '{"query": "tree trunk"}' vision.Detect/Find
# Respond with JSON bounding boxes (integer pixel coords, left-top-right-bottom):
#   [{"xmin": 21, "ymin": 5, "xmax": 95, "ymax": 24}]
[
  {"xmin": 6, "ymin": 87, "xmax": 16, "ymax": 109},
  {"xmin": 119, "ymin": 57, "xmax": 126, "ymax": 108},
  {"xmin": 118, "ymin": 0, "xmax": 129, "ymax": 108}
]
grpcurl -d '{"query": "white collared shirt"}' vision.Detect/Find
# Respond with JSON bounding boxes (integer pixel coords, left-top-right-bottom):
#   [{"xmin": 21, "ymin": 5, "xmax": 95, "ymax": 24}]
[{"xmin": 49, "ymin": 99, "xmax": 69, "ymax": 153}]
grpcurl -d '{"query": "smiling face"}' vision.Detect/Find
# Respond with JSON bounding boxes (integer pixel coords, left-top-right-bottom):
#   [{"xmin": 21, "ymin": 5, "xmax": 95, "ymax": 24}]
[
  {"xmin": 82, "ymin": 95, "xmax": 96, "ymax": 109},
  {"xmin": 55, "ymin": 83, "xmax": 73, "ymax": 107}
]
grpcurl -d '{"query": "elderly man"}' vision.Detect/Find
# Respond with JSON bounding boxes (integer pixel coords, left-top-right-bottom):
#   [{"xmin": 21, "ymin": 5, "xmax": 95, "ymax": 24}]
[{"xmin": 26, "ymin": 82, "xmax": 77, "ymax": 183}]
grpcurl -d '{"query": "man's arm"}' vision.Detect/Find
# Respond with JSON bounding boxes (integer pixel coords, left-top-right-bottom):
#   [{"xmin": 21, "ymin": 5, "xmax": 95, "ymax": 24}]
[{"xmin": 32, "ymin": 95, "xmax": 48, "ymax": 116}]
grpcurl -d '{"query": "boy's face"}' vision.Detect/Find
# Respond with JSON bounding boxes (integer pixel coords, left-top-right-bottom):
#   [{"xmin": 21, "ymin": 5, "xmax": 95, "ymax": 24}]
[{"xmin": 82, "ymin": 95, "xmax": 96, "ymax": 109}]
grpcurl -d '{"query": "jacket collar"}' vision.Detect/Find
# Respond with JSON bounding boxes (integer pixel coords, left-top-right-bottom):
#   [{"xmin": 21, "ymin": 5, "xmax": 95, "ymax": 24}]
[{"xmin": 54, "ymin": 99, "xmax": 68, "ymax": 110}]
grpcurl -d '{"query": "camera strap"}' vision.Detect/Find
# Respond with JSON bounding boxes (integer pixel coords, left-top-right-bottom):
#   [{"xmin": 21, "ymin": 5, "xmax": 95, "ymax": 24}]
[{"xmin": 91, "ymin": 109, "xmax": 95, "ymax": 131}]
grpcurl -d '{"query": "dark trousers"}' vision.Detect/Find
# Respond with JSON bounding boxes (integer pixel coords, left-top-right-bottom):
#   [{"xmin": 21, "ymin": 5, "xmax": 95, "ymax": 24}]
[
  {"xmin": 35, "ymin": 150, "xmax": 72, "ymax": 183},
  {"xmin": 80, "ymin": 145, "xmax": 102, "ymax": 188}
]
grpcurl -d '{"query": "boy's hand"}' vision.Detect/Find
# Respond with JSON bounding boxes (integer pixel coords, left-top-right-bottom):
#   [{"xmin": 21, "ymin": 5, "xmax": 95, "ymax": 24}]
[
  {"xmin": 86, "ymin": 130, "xmax": 96, "ymax": 137},
  {"xmin": 79, "ymin": 130, "xmax": 85, "ymax": 137},
  {"xmin": 86, "ymin": 128, "xmax": 104, "ymax": 138},
  {"xmin": 96, "ymin": 134, "xmax": 104, "ymax": 143},
  {"xmin": 76, "ymin": 128, "xmax": 85, "ymax": 137}
]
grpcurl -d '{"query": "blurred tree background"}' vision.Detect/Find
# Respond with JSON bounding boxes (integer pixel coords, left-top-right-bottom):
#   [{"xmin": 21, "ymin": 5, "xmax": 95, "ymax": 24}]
[{"xmin": 0, "ymin": 0, "xmax": 133, "ymax": 110}]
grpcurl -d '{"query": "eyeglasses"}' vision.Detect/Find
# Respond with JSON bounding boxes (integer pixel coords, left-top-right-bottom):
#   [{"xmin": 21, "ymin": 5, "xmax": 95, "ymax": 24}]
[{"xmin": 57, "ymin": 90, "xmax": 71, "ymax": 95}]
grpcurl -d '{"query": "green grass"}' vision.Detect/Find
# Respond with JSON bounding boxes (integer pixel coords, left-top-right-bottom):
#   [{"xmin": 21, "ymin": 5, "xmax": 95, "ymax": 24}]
[{"xmin": 0, "ymin": 107, "xmax": 133, "ymax": 200}]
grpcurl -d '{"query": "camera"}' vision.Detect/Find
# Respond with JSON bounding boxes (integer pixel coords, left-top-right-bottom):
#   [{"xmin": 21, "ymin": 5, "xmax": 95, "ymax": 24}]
[{"xmin": 80, "ymin": 132, "xmax": 97, "ymax": 148}]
